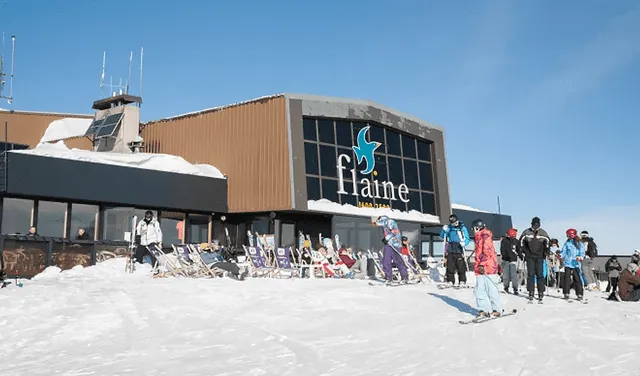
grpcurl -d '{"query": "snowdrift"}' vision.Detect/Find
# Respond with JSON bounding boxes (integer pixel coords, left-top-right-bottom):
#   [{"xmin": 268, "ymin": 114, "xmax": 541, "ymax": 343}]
[
  {"xmin": 9, "ymin": 141, "xmax": 226, "ymax": 179},
  {"xmin": 308, "ymin": 198, "xmax": 441, "ymax": 224},
  {"xmin": 39, "ymin": 117, "xmax": 93, "ymax": 143},
  {"xmin": 1, "ymin": 260, "xmax": 636, "ymax": 375}
]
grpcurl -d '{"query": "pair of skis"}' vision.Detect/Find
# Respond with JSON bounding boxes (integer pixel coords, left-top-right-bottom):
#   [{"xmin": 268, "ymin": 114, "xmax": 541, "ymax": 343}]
[
  {"xmin": 368, "ymin": 278, "xmax": 422, "ymax": 287},
  {"xmin": 459, "ymin": 309, "xmax": 518, "ymax": 324}
]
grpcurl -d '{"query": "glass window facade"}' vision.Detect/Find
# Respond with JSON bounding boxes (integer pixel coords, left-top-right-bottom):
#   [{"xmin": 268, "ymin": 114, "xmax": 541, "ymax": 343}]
[
  {"xmin": 36, "ymin": 201, "xmax": 67, "ymax": 237},
  {"xmin": 333, "ymin": 215, "xmax": 422, "ymax": 254},
  {"xmin": 70, "ymin": 204, "xmax": 98, "ymax": 240},
  {"xmin": 303, "ymin": 116, "xmax": 437, "ymax": 215},
  {"xmin": 1, "ymin": 198, "xmax": 34, "ymax": 234}
]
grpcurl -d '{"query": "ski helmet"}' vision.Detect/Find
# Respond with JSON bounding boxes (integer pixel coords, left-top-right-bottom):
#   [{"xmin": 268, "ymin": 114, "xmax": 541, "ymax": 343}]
[
  {"xmin": 566, "ymin": 228, "xmax": 578, "ymax": 239},
  {"xmin": 448, "ymin": 214, "xmax": 458, "ymax": 224},
  {"xmin": 507, "ymin": 228, "xmax": 517, "ymax": 238},
  {"xmin": 472, "ymin": 219, "xmax": 485, "ymax": 231}
]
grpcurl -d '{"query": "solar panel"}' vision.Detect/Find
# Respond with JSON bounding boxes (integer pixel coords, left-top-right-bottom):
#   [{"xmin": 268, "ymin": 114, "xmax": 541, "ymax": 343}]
[
  {"xmin": 84, "ymin": 117, "xmax": 105, "ymax": 137},
  {"xmin": 95, "ymin": 113, "xmax": 124, "ymax": 138}
]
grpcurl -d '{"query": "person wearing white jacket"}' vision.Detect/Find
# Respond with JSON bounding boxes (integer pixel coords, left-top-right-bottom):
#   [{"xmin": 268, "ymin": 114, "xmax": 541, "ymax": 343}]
[{"xmin": 135, "ymin": 210, "xmax": 163, "ymax": 264}]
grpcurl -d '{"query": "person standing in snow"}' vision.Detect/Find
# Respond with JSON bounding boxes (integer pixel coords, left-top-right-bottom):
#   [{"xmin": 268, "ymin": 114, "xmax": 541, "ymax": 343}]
[
  {"xmin": 579, "ymin": 231, "xmax": 599, "ymax": 290},
  {"xmin": 373, "ymin": 215, "xmax": 409, "ymax": 283},
  {"xmin": 604, "ymin": 255, "xmax": 622, "ymax": 293},
  {"xmin": 560, "ymin": 228, "xmax": 585, "ymax": 301},
  {"xmin": 472, "ymin": 219, "xmax": 502, "ymax": 317},
  {"xmin": 520, "ymin": 217, "xmax": 551, "ymax": 301},
  {"xmin": 440, "ymin": 214, "xmax": 471, "ymax": 287},
  {"xmin": 500, "ymin": 228, "xmax": 522, "ymax": 294},
  {"xmin": 617, "ymin": 263, "xmax": 640, "ymax": 302},
  {"xmin": 135, "ymin": 210, "xmax": 163, "ymax": 265}
]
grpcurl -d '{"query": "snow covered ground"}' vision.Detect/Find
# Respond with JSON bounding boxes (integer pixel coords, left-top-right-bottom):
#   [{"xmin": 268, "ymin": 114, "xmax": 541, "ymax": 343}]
[{"xmin": 1, "ymin": 260, "xmax": 638, "ymax": 376}]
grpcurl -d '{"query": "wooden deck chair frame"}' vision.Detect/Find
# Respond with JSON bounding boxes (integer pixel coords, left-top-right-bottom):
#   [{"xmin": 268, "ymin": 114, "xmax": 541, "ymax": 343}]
[
  {"xmin": 273, "ymin": 247, "xmax": 301, "ymax": 279},
  {"xmin": 146, "ymin": 244, "xmax": 189, "ymax": 278},
  {"xmin": 186, "ymin": 244, "xmax": 222, "ymax": 278},
  {"xmin": 292, "ymin": 248, "xmax": 325, "ymax": 279},
  {"xmin": 243, "ymin": 246, "xmax": 276, "ymax": 278},
  {"xmin": 172, "ymin": 244, "xmax": 213, "ymax": 278}
]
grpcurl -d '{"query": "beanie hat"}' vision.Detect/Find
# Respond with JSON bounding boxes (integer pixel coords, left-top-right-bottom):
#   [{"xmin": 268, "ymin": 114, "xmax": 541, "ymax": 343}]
[
  {"xmin": 531, "ymin": 217, "xmax": 541, "ymax": 225},
  {"xmin": 627, "ymin": 263, "xmax": 639, "ymax": 273}
]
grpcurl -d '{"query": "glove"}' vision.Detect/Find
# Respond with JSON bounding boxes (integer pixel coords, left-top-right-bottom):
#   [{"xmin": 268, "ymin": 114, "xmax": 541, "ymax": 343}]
[
  {"xmin": 381, "ymin": 238, "xmax": 388, "ymax": 245},
  {"xmin": 442, "ymin": 225, "xmax": 449, "ymax": 232},
  {"xmin": 576, "ymin": 256, "xmax": 582, "ymax": 262},
  {"xmin": 459, "ymin": 241, "xmax": 465, "ymax": 247},
  {"xmin": 478, "ymin": 265, "xmax": 485, "ymax": 274}
]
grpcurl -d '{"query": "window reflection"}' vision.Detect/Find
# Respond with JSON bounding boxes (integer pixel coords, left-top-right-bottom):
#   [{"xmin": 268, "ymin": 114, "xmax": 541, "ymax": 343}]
[
  {"xmin": 37, "ymin": 201, "xmax": 66, "ymax": 238},
  {"xmin": 1, "ymin": 198, "xmax": 33, "ymax": 235},
  {"xmin": 70, "ymin": 204, "xmax": 98, "ymax": 240}
]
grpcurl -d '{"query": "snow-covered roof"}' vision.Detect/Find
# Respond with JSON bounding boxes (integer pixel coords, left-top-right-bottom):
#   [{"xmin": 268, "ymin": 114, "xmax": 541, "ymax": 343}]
[
  {"xmin": 9, "ymin": 141, "xmax": 226, "ymax": 179},
  {"xmin": 307, "ymin": 199, "xmax": 441, "ymax": 224},
  {"xmin": 40, "ymin": 118, "xmax": 93, "ymax": 143},
  {"xmin": 145, "ymin": 93, "xmax": 443, "ymax": 132},
  {"xmin": 0, "ymin": 108, "xmax": 93, "ymax": 117},
  {"xmin": 451, "ymin": 203, "xmax": 491, "ymax": 213}
]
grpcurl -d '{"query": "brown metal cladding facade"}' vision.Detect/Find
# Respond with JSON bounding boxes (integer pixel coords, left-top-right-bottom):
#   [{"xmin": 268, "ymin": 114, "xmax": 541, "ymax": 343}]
[
  {"xmin": 141, "ymin": 96, "xmax": 290, "ymax": 213},
  {"xmin": 0, "ymin": 111, "xmax": 93, "ymax": 150}
]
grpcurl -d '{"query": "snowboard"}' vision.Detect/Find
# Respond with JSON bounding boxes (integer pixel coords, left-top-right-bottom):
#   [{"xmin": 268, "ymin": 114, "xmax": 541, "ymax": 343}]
[{"xmin": 459, "ymin": 309, "xmax": 517, "ymax": 324}]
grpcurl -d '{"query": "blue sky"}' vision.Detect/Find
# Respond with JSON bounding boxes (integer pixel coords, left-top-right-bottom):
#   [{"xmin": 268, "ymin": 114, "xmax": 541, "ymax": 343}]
[{"xmin": 2, "ymin": 0, "xmax": 639, "ymax": 253}]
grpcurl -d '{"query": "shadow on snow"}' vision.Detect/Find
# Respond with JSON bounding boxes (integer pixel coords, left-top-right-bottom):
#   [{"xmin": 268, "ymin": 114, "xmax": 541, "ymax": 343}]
[{"xmin": 428, "ymin": 292, "xmax": 477, "ymax": 315}]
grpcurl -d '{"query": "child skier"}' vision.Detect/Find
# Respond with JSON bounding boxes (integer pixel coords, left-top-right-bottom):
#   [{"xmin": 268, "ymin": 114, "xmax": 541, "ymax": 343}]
[
  {"xmin": 471, "ymin": 219, "xmax": 502, "ymax": 317},
  {"xmin": 560, "ymin": 228, "xmax": 586, "ymax": 300},
  {"xmin": 373, "ymin": 215, "xmax": 409, "ymax": 283}
]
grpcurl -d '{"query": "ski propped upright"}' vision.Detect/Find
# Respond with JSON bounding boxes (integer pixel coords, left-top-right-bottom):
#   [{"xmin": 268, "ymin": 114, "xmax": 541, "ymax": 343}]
[{"xmin": 459, "ymin": 309, "xmax": 518, "ymax": 324}]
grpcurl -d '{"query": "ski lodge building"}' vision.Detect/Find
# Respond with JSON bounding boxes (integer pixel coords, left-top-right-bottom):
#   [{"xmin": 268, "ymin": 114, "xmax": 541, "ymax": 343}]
[{"xmin": 0, "ymin": 93, "xmax": 512, "ymax": 276}]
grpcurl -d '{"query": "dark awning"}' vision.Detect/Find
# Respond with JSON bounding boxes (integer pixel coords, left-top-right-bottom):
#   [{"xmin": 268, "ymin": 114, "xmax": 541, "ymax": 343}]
[{"xmin": 1, "ymin": 152, "xmax": 227, "ymax": 213}]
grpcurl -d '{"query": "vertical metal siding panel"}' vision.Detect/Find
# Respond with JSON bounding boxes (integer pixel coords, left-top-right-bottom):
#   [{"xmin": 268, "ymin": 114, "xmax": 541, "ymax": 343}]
[{"xmin": 140, "ymin": 96, "xmax": 290, "ymax": 213}]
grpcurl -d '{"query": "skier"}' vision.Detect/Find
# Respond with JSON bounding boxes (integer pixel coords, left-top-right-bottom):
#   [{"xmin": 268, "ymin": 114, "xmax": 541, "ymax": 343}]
[
  {"xmin": 135, "ymin": 210, "xmax": 163, "ymax": 265},
  {"xmin": 604, "ymin": 255, "xmax": 622, "ymax": 293},
  {"xmin": 579, "ymin": 231, "xmax": 599, "ymax": 290},
  {"xmin": 560, "ymin": 228, "xmax": 585, "ymax": 301},
  {"xmin": 373, "ymin": 215, "xmax": 408, "ymax": 283},
  {"xmin": 440, "ymin": 214, "xmax": 471, "ymax": 287},
  {"xmin": 500, "ymin": 228, "xmax": 522, "ymax": 294},
  {"xmin": 472, "ymin": 219, "xmax": 502, "ymax": 317},
  {"xmin": 520, "ymin": 217, "xmax": 551, "ymax": 302}
]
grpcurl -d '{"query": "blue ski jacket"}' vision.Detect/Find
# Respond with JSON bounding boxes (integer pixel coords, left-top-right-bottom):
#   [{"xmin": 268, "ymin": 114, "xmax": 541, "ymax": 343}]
[
  {"xmin": 375, "ymin": 216, "xmax": 402, "ymax": 249},
  {"xmin": 440, "ymin": 223, "xmax": 470, "ymax": 246},
  {"xmin": 561, "ymin": 239, "xmax": 585, "ymax": 268}
]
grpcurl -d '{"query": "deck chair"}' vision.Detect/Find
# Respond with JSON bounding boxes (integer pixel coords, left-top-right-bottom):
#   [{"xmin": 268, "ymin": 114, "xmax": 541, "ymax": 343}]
[
  {"xmin": 172, "ymin": 244, "xmax": 214, "ymax": 278},
  {"xmin": 244, "ymin": 246, "xmax": 276, "ymax": 277},
  {"xmin": 146, "ymin": 244, "xmax": 188, "ymax": 277},
  {"xmin": 294, "ymin": 248, "xmax": 324, "ymax": 278},
  {"xmin": 188, "ymin": 243, "xmax": 228, "ymax": 278},
  {"xmin": 274, "ymin": 247, "xmax": 301, "ymax": 278}
]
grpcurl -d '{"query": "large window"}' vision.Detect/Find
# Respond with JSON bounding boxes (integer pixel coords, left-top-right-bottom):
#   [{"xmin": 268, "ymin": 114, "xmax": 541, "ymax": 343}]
[
  {"xmin": 160, "ymin": 212, "xmax": 185, "ymax": 245},
  {"xmin": 103, "ymin": 207, "xmax": 157, "ymax": 241},
  {"xmin": 36, "ymin": 201, "xmax": 66, "ymax": 237},
  {"xmin": 333, "ymin": 215, "xmax": 422, "ymax": 255},
  {"xmin": 187, "ymin": 214, "xmax": 209, "ymax": 243},
  {"xmin": 1, "ymin": 198, "xmax": 33, "ymax": 235},
  {"xmin": 70, "ymin": 204, "xmax": 98, "ymax": 240},
  {"xmin": 303, "ymin": 116, "xmax": 437, "ymax": 215}
]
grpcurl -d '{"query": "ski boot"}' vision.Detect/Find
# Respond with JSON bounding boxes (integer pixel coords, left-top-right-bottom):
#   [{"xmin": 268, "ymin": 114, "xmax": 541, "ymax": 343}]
[
  {"xmin": 577, "ymin": 295, "xmax": 584, "ymax": 302},
  {"xmin": 563, "ymin": 294, "xmax": 570, "ymax": 300},
  {"xmin": 491, "ymin": 310, "xmax": 501, "ymax": 317},
  {"xmin": 476, "ymin": 311, "xmax": 489, "ymax": 318},
  {"xmin": 527, "ymin": 292, "xmax": 534, "ymax": 302}
]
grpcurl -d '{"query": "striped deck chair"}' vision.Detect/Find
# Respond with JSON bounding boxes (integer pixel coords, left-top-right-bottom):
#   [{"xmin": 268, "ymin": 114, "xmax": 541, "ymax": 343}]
[
  {"xmin": 172, "ymin": 244, "xmax": 215, "ymax": 278},
  {"xmin": 147, "ymin": 244, "xmax": 188, "ymax": 277},
  {"xmin": 274, "ymin": 247, "xmax": 301, "ymax": 278},
  {"xmin": 187, "ymin": 243, "xmax": 226, "ymax": 278},
  {"xmin": 243, "ymin": 246, "xmax": 276, "ymax": 277}
]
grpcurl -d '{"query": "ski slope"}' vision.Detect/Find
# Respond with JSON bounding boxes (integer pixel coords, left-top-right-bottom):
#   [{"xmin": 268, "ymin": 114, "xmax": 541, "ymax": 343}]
[{"xmin": 0, "ymin": 260, "xmax": 637, "ymax": 376}]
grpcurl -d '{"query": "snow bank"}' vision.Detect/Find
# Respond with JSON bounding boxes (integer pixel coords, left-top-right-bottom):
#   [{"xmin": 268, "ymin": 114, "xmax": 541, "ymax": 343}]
[
  {"xmin": 39, "ymin": 117, "xmax": 92, "ymax": 143},
  {"xmin": 9, "ymin": 141, "xmax": 226, "ymax": 179},
  {"xmin": 1, "ymin": 261, "xmax": 638, "ymax": 375},
  {"xmin": 452, "ymin": 203, "xmax": 491, "ymax": 213},
  {"xmin": 308, "ymin": 198, "xmax": 441, "ymax": 224}
]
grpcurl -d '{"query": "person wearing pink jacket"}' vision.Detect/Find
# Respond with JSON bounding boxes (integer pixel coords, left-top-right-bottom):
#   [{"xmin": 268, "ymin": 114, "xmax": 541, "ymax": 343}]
[{"xmin": 472, "ymin": 219, "xmax": 503, "ymax": 318}]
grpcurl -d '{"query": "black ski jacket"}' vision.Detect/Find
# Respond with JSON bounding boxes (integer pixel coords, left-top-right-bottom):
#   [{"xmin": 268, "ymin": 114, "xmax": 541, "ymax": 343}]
[
  {"xmin": 519, "ymin": 227, "xmax": 550, "ymax": 259},
  {"xmin": 500, "ymin": 236, "xmax": 522, "ymax": 262},
  {"xmin": 583, "ymin": 237, "xmax": 598, "ymax": 258}
]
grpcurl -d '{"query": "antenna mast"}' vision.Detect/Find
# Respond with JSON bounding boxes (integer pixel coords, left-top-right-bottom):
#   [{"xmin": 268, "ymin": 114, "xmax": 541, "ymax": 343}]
[
  {"xmin": 126, "ymin": 50, "xmax": 132, "ymax": 94},
  {"xmin": 100, "ymin": 51, "xmax": 106, "ymax": 98},
  {"xmin": 0, "ymin": 33, "xmax": 16, "ymax": 104},
  {"xmin": 139, "ymin": 47, "xmax": 144, "ymax": 99}
]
